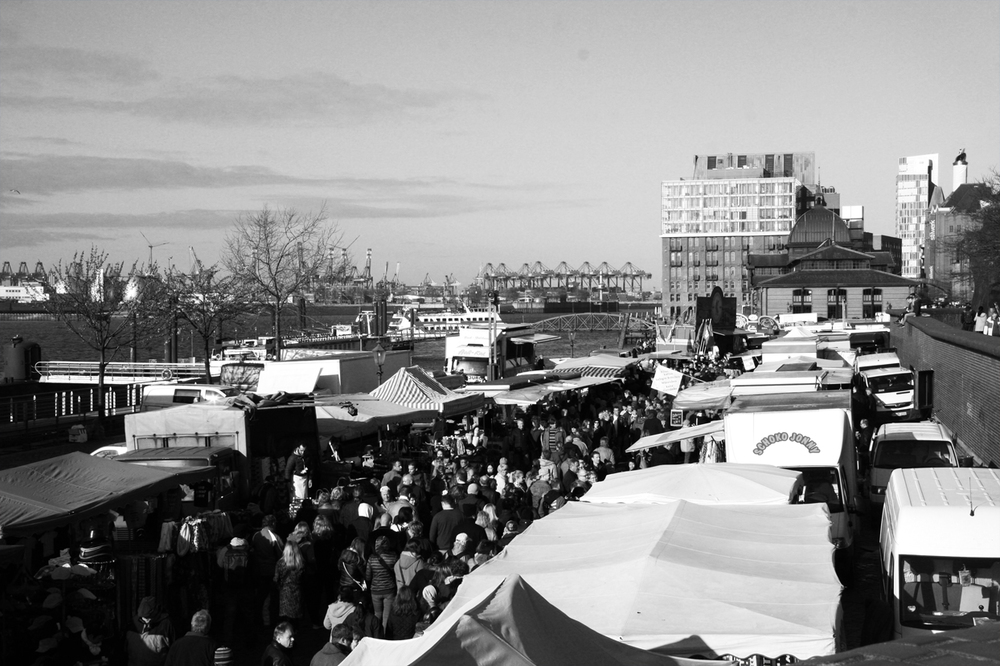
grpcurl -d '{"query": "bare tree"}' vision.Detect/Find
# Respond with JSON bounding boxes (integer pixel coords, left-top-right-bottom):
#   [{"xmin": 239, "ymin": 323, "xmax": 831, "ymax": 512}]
[
  {"xmin": 44, "ymin": 246, "xmax": 166, "ymax": 422},
  {"xmin": 163, "ymin": 264, "xmax": 257, "ymax": 382},
  {"xmin": 222, "ymin": 205, "xmax": 340, "ymax": 359}
]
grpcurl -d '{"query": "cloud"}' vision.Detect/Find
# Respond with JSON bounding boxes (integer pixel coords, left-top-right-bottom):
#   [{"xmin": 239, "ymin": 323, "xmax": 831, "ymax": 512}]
[
  {"xmin": 3, "ymin": 71, "xmax": 485, "ymax": 126},
  {"xmin": 0, "ymin": 45, "xmax": 160, "ymax": 86},
  {"xmin": 0, "ymin": 154, "xmax": 332, "ymax": 195},
  {"xmin": 23, "ymin": 136, "xmax": 83, "ymax": 146}
]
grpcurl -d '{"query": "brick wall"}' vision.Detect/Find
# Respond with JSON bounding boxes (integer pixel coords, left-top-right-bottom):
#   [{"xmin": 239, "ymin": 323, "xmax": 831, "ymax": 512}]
[
  {"xmin": 761, "ymin": 285, "xmax": 912, "ymax": 319},
  {"xmin": 894, "ymin": 317, "xmax": 1000, "ymax": 465}
]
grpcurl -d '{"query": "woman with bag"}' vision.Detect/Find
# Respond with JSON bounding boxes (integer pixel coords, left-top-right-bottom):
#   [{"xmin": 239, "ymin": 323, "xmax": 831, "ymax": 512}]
[{"xmin": 365, "ymin": 536, "xmax": 399, "ymax": 629}]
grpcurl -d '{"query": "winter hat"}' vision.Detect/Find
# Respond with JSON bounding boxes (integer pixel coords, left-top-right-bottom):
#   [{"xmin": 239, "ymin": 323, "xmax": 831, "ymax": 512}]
[
  {"xmin": 421, "ymin": 585, "xmax": 438, "ymax": 607},
  {"xmin": 214, "ymin": 646, "xmax": 233, "ymax": 665}
]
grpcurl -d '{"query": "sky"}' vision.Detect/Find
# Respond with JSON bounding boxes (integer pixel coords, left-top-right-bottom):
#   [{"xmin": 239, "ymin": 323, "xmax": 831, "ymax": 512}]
[{"xmin": 1, "ymin": 0, "xmax": 998, "ymax": 290}]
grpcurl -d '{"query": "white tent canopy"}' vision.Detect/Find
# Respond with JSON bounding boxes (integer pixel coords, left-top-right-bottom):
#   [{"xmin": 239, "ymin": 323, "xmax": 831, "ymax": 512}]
[
  {"xmin": 436, "ymin": 501, "xmax": 841, "ymax": 661},
  {"xmin": 671, "ymin": 380, "xmax": 732, "ymax": 411},
  {"xmin": 581, "ymin": 463, "xmax": 804, "ymax": 505},
  {"xmin": 627, "ymin": 421, "xmax": 725, "ymax": 452},
  {"xmin": 343, "ymin": 574, "xmax": 728, "ymax": 666}
]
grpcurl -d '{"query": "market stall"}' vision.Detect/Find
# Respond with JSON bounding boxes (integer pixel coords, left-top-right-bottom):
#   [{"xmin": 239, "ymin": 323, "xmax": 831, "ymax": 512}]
[
  {"xmin": 314, "ymin": 392, "xmax": 438, "ymax": 439},
  {"xmin": 580, "ymin": 463, "xmax": 804, "ymax": 505},
  {"xmin": 345, "ymin": 574, "xmax": 730, "ymax": 666},
  {"xmin": 435, "ymin": 500, "xmax": 842, "ymax": 661},
  {"xmin": 372, "ymin": 366, "xmax": 484, "ymax": 417}
]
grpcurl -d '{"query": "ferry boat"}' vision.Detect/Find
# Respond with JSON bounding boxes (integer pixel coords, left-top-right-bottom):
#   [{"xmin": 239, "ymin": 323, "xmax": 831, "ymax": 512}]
[{"xmin": 388, "ymin": 305, "xmax": 503, "ymax": 337}]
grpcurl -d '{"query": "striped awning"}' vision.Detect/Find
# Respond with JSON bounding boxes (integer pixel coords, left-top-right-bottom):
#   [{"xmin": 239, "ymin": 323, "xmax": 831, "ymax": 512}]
[
  {"xmin": 552, "ymin": 365, "xmax": 626, "ymax": 378},
  {"xmin": 371, "ymin": 366, "xmax": 483, "ymax": 417},
  {"xmin": 551, "ymin": 355, "xmax": 637, "ymax": 378}
]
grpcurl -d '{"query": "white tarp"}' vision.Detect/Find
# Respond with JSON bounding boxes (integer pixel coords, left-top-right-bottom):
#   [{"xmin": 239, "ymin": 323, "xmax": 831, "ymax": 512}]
[
  {"xmin": 344, "ymin": 574, "xmax": 729, "ymax": 666},
  {"xmin": 670, "ymin": 380, "xmax": 732, "ymax": 411},
  {"xmin": 581, "ymin": 463, "xmax": 804, "ymax": 505},
  {"xmin": 436, "ymin": 501, "xmax": 842, "ymax": 661},
  {"xmin": 627, "ymin": 421, "xmax": 726, "ymax": 452}
]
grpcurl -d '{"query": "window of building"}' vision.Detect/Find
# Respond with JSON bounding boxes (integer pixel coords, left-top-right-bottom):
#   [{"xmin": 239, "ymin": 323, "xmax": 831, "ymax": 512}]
[
  {"xmin": 707, "ymin": 156, "xmax": 716, "ymax": 170},
  {"xmin": 784, "ymin": 153, "xmax": 794, "ymax": 177},
  {"xmin": 827, "ymin": 289, "xmax": 847, "ymax": 319},
  {"xmin": 792, "ymin": 289, "xmax": 812, "ymax": 314},
  {"xmin": 862, "ymin": 288, "xmax": 883, "ymax": 318},
  {"xmin": 738, "ymin": 155, "xmax": 747, "ymax": 168}
]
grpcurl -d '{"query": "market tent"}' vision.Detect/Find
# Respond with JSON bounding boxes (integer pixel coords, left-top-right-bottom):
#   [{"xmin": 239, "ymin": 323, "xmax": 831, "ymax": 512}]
[
  {"xmin": 551, "ymin": 354, "xmax": 637, "ymax": 378},
  {"xmin": 345, "ymin": 574, "xmax": 725, "ymax": 666},
  {"xmin": 314, "ymin": 393, "xmax": 437, "ymax": 438},
  {"xmin": 436, "ymin": 501, "xmax": 841, "ymax": 661},
  {"xmin": 0, "ymin": 452, "xmax": 212, "ymax": 538},
  {"xmin": 581, "ymin": 463, "xmax": 804, "ymax": 505},
  {"xmin": 627, "ymin": 421, "xmax": 726, "ymax": 453},
  {"xmin": 491, "ymin": 375, "xmax": 618, "ymax": 406},
  {"xmin": 671, "ymin": 379, "xmax": 732, "ymax": 411},
  {"xmin": 371, "ymin": 366, "xmax": 483, "ymax": 417}
]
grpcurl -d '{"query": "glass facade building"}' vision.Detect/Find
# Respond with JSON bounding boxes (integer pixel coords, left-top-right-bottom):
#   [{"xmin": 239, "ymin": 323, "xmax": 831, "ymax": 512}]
[{"xmin": 894, "ymin": 154, "xmax": 938, "ymax": 279}]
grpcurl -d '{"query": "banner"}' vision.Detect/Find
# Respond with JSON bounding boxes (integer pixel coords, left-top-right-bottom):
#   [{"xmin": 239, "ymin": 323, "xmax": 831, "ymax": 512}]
[{"xmin": 651, "ymin": 366, "xmax": 685, "ymax": 396}]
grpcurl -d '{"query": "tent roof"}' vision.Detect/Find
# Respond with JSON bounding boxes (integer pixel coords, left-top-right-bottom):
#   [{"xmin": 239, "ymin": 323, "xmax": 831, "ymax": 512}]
[
  {"xmin": 582, "ymin": 463, "xmax": 804, "ymax": 505},
  {"xmin": 671, "ymin": 379, "xmax": 732, "ymax": 411},
  {"xmin": 436, "ymin": 501, "xmax": 841, "ymax": 660},
  {"xmin": 344, "ymin": 574, "xmax": 727, "ymax": 666},
  {"xmin": 552, "ymin": 355, "xmax": 637, "ymax": 377},
  {"xmin": 627, "ymin": 421, "xmax": 726, "ymax": 452},
  {"xmin": 371, "ymin": 366, "xmax": 483, "ymax": 417},
  {"xmin": 490, "ymin": 375, "xmax": 618, "ymax": 406},
  {"xmin": 314, "ymin": 393, "xmax": 437, "ymax": 438},
  {"xmin": 0, "ymin": 452, "xmax": 209, "ymax": 538}
]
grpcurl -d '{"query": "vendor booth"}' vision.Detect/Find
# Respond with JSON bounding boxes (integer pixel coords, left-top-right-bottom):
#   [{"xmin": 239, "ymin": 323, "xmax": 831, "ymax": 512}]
[
  {"xmin": 436, "ymin": 500, "xmax": 843, "ymax": 661},
  {"xmin": 372, "ymin": 366, "xmax": 483, "ymax": 417},
  {"xmin": 344, "ymin": 574, "xmax": 730, "ymax": 666},
  {"xmin": 581, "ymin": 463, "xmax": 804, "ymax": 505},
  {"xmin": 314, "ymin": 392, "xmax": 437, "ymax": 439}
]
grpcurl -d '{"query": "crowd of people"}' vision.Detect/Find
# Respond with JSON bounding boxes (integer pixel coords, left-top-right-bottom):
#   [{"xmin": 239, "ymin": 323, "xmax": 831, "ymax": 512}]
[{"xmin": 111, "ymin": 353, "xmax": 733, "ymax": 666}]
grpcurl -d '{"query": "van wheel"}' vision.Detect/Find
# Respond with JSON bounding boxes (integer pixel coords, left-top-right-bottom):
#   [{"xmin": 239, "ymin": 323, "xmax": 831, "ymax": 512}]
[{"xmin": 835, "ymin": 545, "xmax": 856, "ymax": 587}]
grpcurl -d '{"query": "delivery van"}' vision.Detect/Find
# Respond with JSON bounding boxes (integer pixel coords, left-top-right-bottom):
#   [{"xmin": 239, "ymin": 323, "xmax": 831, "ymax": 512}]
[
  {"xmin": 853, "ymin": 351, "xmax": 901, "ymax": 374},
  {"xmin": 116, "ymin": 446, "xmax": 243, "ymax": 512},
  {"xmin": 867, "ymin": 422, "xmax": 957, "ymax": 508},
  {"xmin": 856, "ymin": 366, "xmax": 915, "ymax": 422},
  {"xmin": 879, "ymin": 468, "xmax": 1000, "ymax": 638},
  {"xmin": 724, "ymin": 390, "xmax": 860, "ymax": 576},
  {"xmin": 140, "ymin": 383, "xmax": 240, "ymax": 412}
]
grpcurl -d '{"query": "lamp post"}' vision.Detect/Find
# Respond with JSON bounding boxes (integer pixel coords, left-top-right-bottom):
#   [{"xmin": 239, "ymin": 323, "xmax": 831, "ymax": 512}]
[
  {"xmin": 569, "ymin": 329, "xmax": 576, "ymax": 358},
  {"xmin": 372, "ymin": 342, "xmax": 386, "ymax": 385}
]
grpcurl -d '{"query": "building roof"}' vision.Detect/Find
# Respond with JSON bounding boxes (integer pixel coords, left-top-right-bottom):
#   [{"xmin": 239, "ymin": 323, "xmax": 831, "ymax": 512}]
[
  {"xmin": 793, "ymin": 242, "xmax": 873, "ymax": 263},
  {"xmin": 787, "ymin": 206, "xmax": 852, "ymax": 247},
  {"xmin": 868, "ymin": 251, "xmax": 897, "ymax": 269},
  {"xmin": 748, "ymin": 253, "xmax": 789, "ymax": 268},
  {"xmin": 943, "ymin": 183, "xmax": 992, "ymax": 213},
  {"xmin": 758, "ymin": 269, "xmax": 919, "ymax": 289}
]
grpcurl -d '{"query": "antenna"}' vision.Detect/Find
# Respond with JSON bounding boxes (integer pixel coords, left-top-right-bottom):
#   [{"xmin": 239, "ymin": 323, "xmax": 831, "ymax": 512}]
[{"xmin": 140, "ymin": 232, "xmax": 168, "ymax": 265}]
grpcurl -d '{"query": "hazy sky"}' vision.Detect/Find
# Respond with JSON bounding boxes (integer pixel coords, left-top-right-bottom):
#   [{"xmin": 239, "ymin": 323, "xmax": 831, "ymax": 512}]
[{"xmin": 2, "ymin": 0, "xmax": 998, "ymax": 289}]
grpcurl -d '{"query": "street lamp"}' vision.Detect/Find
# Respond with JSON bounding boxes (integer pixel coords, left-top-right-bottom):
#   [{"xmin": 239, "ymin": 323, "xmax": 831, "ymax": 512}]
[
  {"xmin": 569, "ymin": 329, "xmax": 576, "ymax": 358},
  {"xmin": 372, "ymin": 342, "xmax": 386, "ymax": 385}
]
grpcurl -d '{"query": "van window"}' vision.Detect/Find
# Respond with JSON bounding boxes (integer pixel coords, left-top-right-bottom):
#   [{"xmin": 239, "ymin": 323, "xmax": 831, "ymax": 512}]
[
  {"xmin": 790, "ymin": 467, "xmax": 844, "ymax": 512},
  {"xmin": 868, "ymin": 374, "xmax": 913, "ymax": 393},
  {"xmin": 898, "ymin": 555, "xmax": 1000, "ymax": 629},
  {"xmin": 873, "ymin": 441, "xmax": 956, "ymax": 469},
  {"xmin": 173, "ymin": 389, "xmax": 203, "ymax": 404}
]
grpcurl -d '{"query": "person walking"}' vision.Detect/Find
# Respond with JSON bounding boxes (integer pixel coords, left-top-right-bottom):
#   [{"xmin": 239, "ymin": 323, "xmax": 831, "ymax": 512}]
[
  {"xmin": 960, "ymin": 303, "xmax": 976, "ymax": 331},
  {"xmin": 163, "ymin": 610, "xmax": 215, "ymax": 666},
  {"xmin": 385, "ymin": 586, "xmax": 421, "ymax": 640},
  {"xmin": 365, "ymin": 536, "xmax": 399, "ymax": 630},
  {"xmin": 260, "ymin": 621, "xmax": 296, "ymax": 666},
  {"xmin": 252, "ymin": 515, "xmax": 284, "ymax": 627},
  {"xmin": 274, "ymin": 541, "xmax": 305, "ymax": 625}
]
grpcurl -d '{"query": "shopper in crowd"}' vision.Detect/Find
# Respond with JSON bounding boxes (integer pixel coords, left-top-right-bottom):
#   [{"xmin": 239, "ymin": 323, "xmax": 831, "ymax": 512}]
[
  {"xmin": 274, "ymin": 541, "xmax": 306, "ymax": 625},
  {"xmin": 365, "ymin": 535, "xmax": 399, "ymax": 629},
  {"xmin": 163, "ymin": 610, "xmax": 215, "ymax": 666},
  {"xmin": 260, "ymin": 621, "xmax": 296, "ymax": 666}
]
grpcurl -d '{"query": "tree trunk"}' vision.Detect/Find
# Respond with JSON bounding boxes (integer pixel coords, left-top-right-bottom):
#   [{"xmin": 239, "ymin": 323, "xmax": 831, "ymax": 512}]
[
  {"xmin": 97, "ymin": 348, "xmax": 107, "ymax": 423},
  {"xmin": 273, "ymin": 301, "xmax": 282, "ymax": 361},
  {"xmin": 203, "ymin": 337, "xmax": 213, "ymax": 384}
]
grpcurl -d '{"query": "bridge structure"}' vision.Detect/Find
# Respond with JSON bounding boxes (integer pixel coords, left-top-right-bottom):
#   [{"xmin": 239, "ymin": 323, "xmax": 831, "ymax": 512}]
[
  {"xmin": 476, "ymin": 261, "xmax": 652, "ymax": 293},
  {"xmin": 533, "ymin": 313, "xmax": 657, "ymax": 333},
  {"xmin": 34, "ymin": 361, "xmax": 213, "ymax": 384}
]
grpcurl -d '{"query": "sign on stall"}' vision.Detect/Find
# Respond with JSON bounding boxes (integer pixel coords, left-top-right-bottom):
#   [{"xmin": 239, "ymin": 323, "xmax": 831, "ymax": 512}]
[{"xmin": 652, "ymin": 366, "xmax": 685, "ymax": 396}]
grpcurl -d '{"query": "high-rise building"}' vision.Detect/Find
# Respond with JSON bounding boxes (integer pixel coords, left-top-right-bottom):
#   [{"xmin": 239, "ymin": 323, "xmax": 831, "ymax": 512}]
[
  {"xmin": 894, "ymin": 154, "xmax": 942, "ymax": 279},
  {"xmin": 660, "ymin": 152, "xmax": 816, "ymax": 318}
]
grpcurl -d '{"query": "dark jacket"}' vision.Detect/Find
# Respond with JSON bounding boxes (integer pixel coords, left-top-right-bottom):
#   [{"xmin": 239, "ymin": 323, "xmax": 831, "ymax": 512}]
[
  {"xmin": 309, "ymin": 642, "xmax": 348, "ymax": 666},
  {"xmin": 428, "ymin": 507, "xmax": 463, "ymax": 551},
  {"xmin": 260, "ymin": 640, "xmax": 294, "ymax": 666},
  {"xmin": 163, "ymin": 632, "xmax": 215, "ymax": 666}
]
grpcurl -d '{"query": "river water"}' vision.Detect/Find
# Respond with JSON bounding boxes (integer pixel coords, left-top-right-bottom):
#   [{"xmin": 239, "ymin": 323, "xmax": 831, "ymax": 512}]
[{"xmin": 0, "ymin": 312, "xmax": 631, "ymax": 377}]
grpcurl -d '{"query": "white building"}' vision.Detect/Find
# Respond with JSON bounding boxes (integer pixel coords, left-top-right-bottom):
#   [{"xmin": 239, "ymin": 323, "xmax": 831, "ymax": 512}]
[{"xmin": 894, "ymin": 154, "xmax": 940, "ymax": 279}]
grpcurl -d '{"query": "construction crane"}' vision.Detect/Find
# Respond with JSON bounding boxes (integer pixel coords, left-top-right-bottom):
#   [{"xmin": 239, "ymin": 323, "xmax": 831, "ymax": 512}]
[{"xmin": 188, "ymin": 246, "xmax": 204, "ymax": 276}]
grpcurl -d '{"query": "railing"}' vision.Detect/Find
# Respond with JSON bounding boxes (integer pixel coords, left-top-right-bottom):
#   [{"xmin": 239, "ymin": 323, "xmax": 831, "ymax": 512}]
[
  {"xmin": 35, "ymin": 361, "xmax": 209, "ymax": 383},
  {"xmin": 533, "ymin": 313, "xmax": 657, "ymax": 332},
  {"xmin": 0, "ymin": 384, "xmax": 142, "ymax": 435}
]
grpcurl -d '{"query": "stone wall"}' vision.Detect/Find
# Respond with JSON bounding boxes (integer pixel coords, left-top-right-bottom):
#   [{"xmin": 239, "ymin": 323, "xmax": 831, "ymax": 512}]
[{"xmin": 893, "ymin": 316, "xmax": 1000, "ymax": 465}]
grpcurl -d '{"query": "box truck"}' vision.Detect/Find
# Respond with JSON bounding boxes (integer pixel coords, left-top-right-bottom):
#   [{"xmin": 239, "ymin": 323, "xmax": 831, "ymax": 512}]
[
  {"xmin": 879, "ymin": 468, "xmax": 1000, "ymax": 637},
  {"xmin": 725, "ymin": 391, "xmax": 860, "ymax": 573}
]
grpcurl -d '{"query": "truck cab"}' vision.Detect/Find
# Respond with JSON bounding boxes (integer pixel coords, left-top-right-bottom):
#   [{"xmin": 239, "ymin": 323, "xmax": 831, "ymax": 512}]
[
  {"xmin": 880, "ymin": 468, "xmax": 1000, "ymax": 638},
  {"xmin": 857, "ymin": 366, "xmax": 915, "ymax": 422}
]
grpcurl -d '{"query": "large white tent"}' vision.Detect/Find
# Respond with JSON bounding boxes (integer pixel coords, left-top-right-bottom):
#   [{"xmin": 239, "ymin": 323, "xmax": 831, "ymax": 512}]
[
  {"xmin": 581, "ymin": 463, "xmax": 804, "ymax": 505},
  {"xmin": 436, "ymin": 501, "xmax": 842, "ymax": 661},
  {"xmin": 343, "ymin": 574, "xmax": 730, "ymax": 666}
]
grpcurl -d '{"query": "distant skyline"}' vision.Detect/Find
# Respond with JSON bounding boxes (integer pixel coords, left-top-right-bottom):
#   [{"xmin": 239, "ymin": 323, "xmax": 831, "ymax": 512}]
[{"xmin": 1, "ymin": 1, "xmax": 998, "ymax": 288}]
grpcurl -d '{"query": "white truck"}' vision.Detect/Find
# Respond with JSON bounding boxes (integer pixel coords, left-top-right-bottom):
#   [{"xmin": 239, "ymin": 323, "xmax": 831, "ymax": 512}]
[
  {"xmin": 880, "ymin": 468, "xmax": 1000, "ymax": 638},
  {"xmin": 724, "ymin": 390, "xmax": 860, "ymax": 575},
  {"xmin": 856, "ymin": 366, "xmax": 916, "ymax": 422},
  {"xmin": 867, "ymin": 421, "xmax": 958, "ymax": 508}
]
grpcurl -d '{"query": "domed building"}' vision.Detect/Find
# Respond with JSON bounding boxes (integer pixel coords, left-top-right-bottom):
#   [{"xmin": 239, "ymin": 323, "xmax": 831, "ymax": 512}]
[{"xmin": 751, "ymin": 201, "xmax": 917, "ymax": 319}]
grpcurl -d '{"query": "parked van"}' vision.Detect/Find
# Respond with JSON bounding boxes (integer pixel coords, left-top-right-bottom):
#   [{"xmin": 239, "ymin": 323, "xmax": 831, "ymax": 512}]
[
  {"xmin": 857, "ymin": 366, "xmax": 915, "ymax": 422},
  {"xmin": 140, "ymin": 383, "xmax": 240, "ymax": 412},
  {"xmin": 867, "ymin": 422, "xmax": 958, "ymax": 507},
  {"xmin": 879, "ymin": 468, "xmax": 1000, "ymax": 638},
  {"xmin": 853, "ymin": 351, "xmax": 901, "ymax": 374},
  {"xmin": 116, "ymin": 446, "xmax": 244, "ymax": 512}
]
